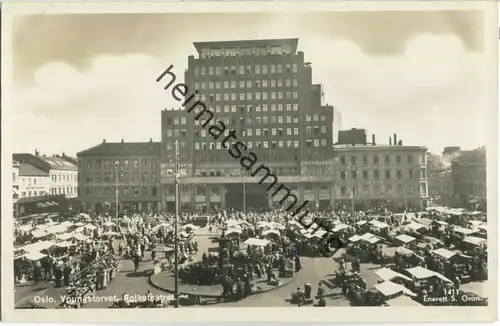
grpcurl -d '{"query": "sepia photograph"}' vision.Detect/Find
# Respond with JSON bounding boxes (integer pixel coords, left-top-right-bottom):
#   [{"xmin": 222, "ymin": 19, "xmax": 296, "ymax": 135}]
[{"xmin": 1, "ymin": 1, "xmax": 497, "ymax": 323}]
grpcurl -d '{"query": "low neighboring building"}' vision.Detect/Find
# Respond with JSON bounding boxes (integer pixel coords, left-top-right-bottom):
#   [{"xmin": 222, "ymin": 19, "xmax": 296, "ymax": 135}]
[
  {"xmin": 17, "ymin": 163, "xmax": 52, "ymax": 215},
  {"xmin": 13, "ymin": 160, "xmax": 20, "ymax": 214},
  {"xmin": 451, "ymin": 147, "xmax": 487, "ymax": 210},
  {"xmin": 333, "ymin": 133, "xmax": 429, "ymax": 212},
  {"xmin": 77, "ymin": 139, "xmax": 162, "ymax": 214}
]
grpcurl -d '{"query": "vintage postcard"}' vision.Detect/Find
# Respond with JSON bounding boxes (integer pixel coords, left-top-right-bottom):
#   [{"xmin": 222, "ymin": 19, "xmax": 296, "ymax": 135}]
[{"xmin": 1, "ymin": 1, "xmax": 497, "ymax": 323}]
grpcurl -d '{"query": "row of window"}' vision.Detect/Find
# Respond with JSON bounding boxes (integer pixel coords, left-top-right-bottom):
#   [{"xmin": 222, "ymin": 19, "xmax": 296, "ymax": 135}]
[
  {"xmin": 84, "ymin": 158, "xmax": 159, "ymax": 169},
  {"xmin": 194, "ymin": 138, "xmax": 329, "ymax": 151},
  {"xmin": 84, "ymin": 186, "xmax": 159, "ymax": 197},
  {"xmin": 194, "ymin": 78, "xmax": 299, "ymax": 91},
  {"xmin": 194, "ymin": 91, "xmax": 299, "ymax": 102},
  {"xmin": 194, "ymin": 63, "xmax": 298, "ymax": 77},
  {"xmin": 51, "ymin": 187, "xmax": 77, "ymax": 196},
  {"xmin": 51, "ymin": 174, "xmax": 77, "ymax": 182},
  {"xmin": 200, "ymin": 45, "xmax": 291, "ymax": 58},
  {"xmin": 192, "ymin": 103, "xmax": 300, "ymax": 116},
  {"xmin": 339, "ymin": 168, "xmax": 427, "ymax": 180},
  {"xmin": 85, "ymin": 171, "xmax": 159, "ymax": 183},
  {"xmin": 21, "ymin": 177, "xmax": 48, "ymax": 186},
  {"xmin": 339, "ymin": 154, "xmax": 420, "ymax": 166},
  {"xmin": 339, "ymin": 184, "xmax": 427, "ymax": 197}
]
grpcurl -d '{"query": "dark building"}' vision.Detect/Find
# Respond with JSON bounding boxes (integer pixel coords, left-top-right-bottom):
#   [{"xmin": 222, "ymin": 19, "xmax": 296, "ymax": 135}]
[
  {"xmin": 77, "ymin": 139, "xmax": 161, "ymax": 213},
  {"xmin": 337, "ymin": 128, "xmax": 367, "ymax": 145},
  {"xmin": 159, "ymin": 38, "xmax": 339, "ymax": 212}
]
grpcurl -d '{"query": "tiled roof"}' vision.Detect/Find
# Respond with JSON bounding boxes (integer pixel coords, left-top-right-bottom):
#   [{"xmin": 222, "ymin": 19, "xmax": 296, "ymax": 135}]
[
  {"xmin": 77, "ymin": 141, "xmax": 161, "ymax": 157},
  {"xmin": 19, "ymin": 163, "xmax": 49, "ymax": 176},
  {"xmin": 39, "ymin": 156, "xmax": 78, "ymax": 171}
]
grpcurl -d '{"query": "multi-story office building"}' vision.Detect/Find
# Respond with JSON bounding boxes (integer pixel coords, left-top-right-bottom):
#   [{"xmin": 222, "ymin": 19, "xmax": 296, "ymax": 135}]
[
  {"xmin": 333, "ymin": 132, "xmax": 429, "ymax": 212},
  {"xmin": 451, "ymin": 147, "xmax": 486, "ymax": 210},
  {"xmin": 158, "ymin": 38, "xmax": 339, "ymax": 212},
  {"xmin": 77, "ymin": 139, "xmax": 162, "ymax": 213}
]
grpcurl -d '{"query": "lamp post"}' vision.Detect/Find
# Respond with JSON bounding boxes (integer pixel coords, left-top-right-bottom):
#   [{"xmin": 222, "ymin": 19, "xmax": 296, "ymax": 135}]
[
  {"xmin": 113, "ymin": 162, "xmax": 123, "ymax": 220},
  {"xmin": 173, "ymin": 140, "xmax": 180, "ymax": 308}
]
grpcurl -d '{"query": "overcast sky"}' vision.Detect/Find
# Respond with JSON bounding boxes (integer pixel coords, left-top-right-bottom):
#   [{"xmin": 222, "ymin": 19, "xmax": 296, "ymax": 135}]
[{"xmin": 9, "ymin": 10, "xmax": 490, "ymax": 156}]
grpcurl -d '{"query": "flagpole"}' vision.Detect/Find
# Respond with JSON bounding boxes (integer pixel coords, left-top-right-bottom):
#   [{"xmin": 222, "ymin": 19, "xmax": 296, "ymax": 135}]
[{"xmin": 174, "ymin": 140, "xmax": 179, "ymax": 308}]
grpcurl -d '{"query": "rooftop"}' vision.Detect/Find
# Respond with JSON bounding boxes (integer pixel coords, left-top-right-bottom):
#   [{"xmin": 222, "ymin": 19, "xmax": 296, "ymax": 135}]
[
  {"xmin": 77, "ymin": 140, "xmax": 161, "ymax": 157},
  {"xmin": 193, "ymin": 38, "xmax": 299, "ymax": 55},
  {"xmin": 333, "ymin": 144, "xmax": 427, "ymax": 151},
  {"xmin": 38, "ymin": 156, "xmax": 78, "ymax": 171},
  {"xmin": 19, "ymin": 163, "xmax": 49, "ymax": 177}
]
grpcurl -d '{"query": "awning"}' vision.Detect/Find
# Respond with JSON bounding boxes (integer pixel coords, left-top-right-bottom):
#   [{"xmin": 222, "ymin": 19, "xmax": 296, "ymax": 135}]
[
  {"xmin": 395, "ymin": 234, "xmax": 416, "ymax": 244},
  {"xmin": 432, "ymin": 248, "xmax": 457, "ymax": 260},
  {"xmin": 244, "ymin": 238, "xmax": 270, "ymax": 247},
  {"xmin": 463, "ymin": 236, "xmax": 487, "ymax": 246},
  {"xmin": 375, "ymin": 267, "xmax": 412, "ymax": 282},
  {"xmin": 374, "ymin": 281, "xmax": 415, "ymax": 297}
]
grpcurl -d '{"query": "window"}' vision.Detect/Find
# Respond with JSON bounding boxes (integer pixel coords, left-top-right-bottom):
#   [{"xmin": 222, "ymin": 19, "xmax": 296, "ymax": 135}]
[
  {"xmin": 396, "ymin": 155, "xmax": 401, "ymax": 164},
  {"xmin": 409, "ymin": 169, "xmax": 414, "ymax": 179},
  {"xmin": 340, "ymin": 156, "xmax": 346, "ymax": 165},
  {"xmin": 374, "ymin": 170, "xmax": 379, "ymax": 179},
  {"xmin": 385, "ymin": 155, "xmax": 390, "ymax": 164},
  {"xmin": 351, "ymin": 171, "xmax": 357, "ymax": 179},
  {"xmin": 363, "ymin": 171, "xmax": 368, "ymax": 179},
  {"xmin": 397, "ymin": 170, "xmax": 402, "ymax": 179},
  {"xmin": 341, "ymin": 171, "xmax": 347, "ymax": 180},
  {"xmin": 407, "ymin": 155, "xmax": 413, "ymax": 164},
  {"xmin": 374, "ymin": 155, "xmax": 379, "ymax": 165},
  {"xmin": 385, "ymin": 170, "xmax": 391, "ymax": 179}
]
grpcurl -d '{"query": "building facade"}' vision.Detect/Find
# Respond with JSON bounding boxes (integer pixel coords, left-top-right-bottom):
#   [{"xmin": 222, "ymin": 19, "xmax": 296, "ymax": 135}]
[
  {"xmin": 77, "ymin": 139, "xmax": 162, "ymax": 213},
  {"xmin": 17, "ymin": 163, "xmax": 52, "ymax": 215},
  {"xmin": 13, "ymin": 160, "xmax": 20, "ymax": 214},
  {"xmin": 451, "ymin": 147, "xmax": 487, "ymax": 210},
  {"xmin": 158, "ymin": 38, "xmax": 339, "ymax": 212},
  {"xmin": 333, "ymin": 134, "xmax": 429, "ymax": 212},
  {"xmin": 13, "ymin": 153, "xmax": 79, "ymax": 199}
]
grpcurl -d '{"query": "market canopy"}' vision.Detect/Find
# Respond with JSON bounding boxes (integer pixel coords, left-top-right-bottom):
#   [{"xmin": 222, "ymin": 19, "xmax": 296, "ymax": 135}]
[
  {"xmin": 463, "ymin": 236, "xmax": 487, "ymax": 246},
  {"xmin": 244, "ymin": 238, "xmax": 270, "ymax": 247},
  {"xmin": 406, "ymin": 266, "xmax": 452, "ymax": 283},
  {"xmin": 395, "ymin": 234, "xmax": 416, "ymax": 244},
  {"xmin": 25, "ymin": 251, "xmax": 47, "ymax": 261},
  {"xmin": 405, "ymin": 222, "xmax": 427, "ymax": 231},
  {"xmin": 375, "ymin": 267, "xmax": 412, "ymax": 282},
  {"xmin": 332, "ymin": 224, "xmax": 349, "ymax": 232},
  {"xmin": 31, "ymin": 229, "xmax": 47, "ymax": 238},
  {"xmin": 72, "ymin": 233, "xmax": 90, "ymax": 241},
  {"xmin": 18, "ymin": 224, "xmax": 33, "ymax": 232},
  {"xmin": 85, "ymin": 224, "xmax": 98, "ymax": 230},
  {"xmin": 396, "ymin": 246, "xmax": 416, "ymax": 257},
  {"xmin": 453, "ymin": 226, "xmax": 475, "ymax": 235},
  {"xmin": 374, "ymin": 281, "xmax": 415, "ymax": 297},
  {"xmin": 262, "ymin": 229, "xmax": 280, "ymax": 237},
  {"xmin": 103, "ymin": 221, "xmax": 116, "ymax": 227},
  {"xmin": 56, "ymin": 233, "xmax": 73, "ymax": 240},
  {"xmin": 355, "ymin": 220, "xmax": 368, "ymax": 226},
  {"xmin": 182, "ymin": 224, "xmax": 199, "ymax": 230},
  {"xmin": 55, "ymin": 241, "xmax": 73, "ymax": 248},
  {"xmin": 432, "ymin": 248, "xmax": 458, "ymax": 260},
  {"xmin": 369, "ymin": 220, "xmax": 390, "ymax": 229}
]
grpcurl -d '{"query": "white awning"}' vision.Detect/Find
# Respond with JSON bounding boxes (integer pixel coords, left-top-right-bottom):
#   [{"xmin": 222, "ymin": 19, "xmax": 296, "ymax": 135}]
[
  {"xmin": 375, "ymin": 268, "xmax": 412, "ymax": 282},
  {"xmin": 25, "ymin": 251, "xmax": 47, "ymax": 261},
  {"xmin": 395, "ymin": 234, "xmax": 416, "ymax": 244},
  {"xmin": 432, "ymin": 248, "xmax": 457, "ymax": 260},
  {"xmin": 244, "ymin": 238, "xmax": 270, "ymax": 247}
]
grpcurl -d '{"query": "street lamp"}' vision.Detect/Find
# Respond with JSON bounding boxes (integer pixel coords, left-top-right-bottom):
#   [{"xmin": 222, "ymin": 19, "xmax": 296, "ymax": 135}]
[
  {"xmin": 113, "ymin": 162, "xmax": 123, "ymax": 220},
  {"xmin": 173, "ymin": 140, "xmax": 180, "ymax": 308}
]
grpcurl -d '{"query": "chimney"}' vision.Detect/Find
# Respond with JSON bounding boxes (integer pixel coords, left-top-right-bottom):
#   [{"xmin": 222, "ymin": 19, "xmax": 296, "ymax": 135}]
[
  {"xmin": 62, "ymin": 152, "xmax": 65, "ymax": 156},
  {"xmin": 372, "ymin": 135, "xmax": 376, "ymax": 145},
  {"xmin": 35, "ymin": 148, "xmax": 39, "ymax": 156},
  {"xmin": 121, "ymin": 139, "xmax": 124, "ymax": 143},
  {"xmin": 102, "ymin": 139, "xmax": 106, "ymax": 144},
  {"xmin": 149, "ymin": 138, "xmax": 153, "ymax": 143},
  {"xmin": 394, "ymin": 133, "xmax": 397, "ymax": 146},
  {"xmin": 398, "ymin": 140, "xmax": 403, "ymax": 146},
  {"xmin": 389, "ymin": 137, "xmax": 392, "ymax": 146}
]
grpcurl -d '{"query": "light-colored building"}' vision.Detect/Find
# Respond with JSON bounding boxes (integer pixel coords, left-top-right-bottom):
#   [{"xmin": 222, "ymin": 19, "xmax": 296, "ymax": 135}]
[
  {"xmin": 41, "ymin": 156, "xmax": 79, "ymax": 198},
  {"xmin": 18, "ymin": 163, "xmax": 51, "ymax": 199},
  {"xmin": 333, "ymin": 140, "xmax": 429, "ymax": 212},
  {"xmin": 13, "ymin": 160, "xmax": 20, "ymax": 213},
  {"xmin": 451, "ymin": 147, "xmax": 486, "ymax": 210}
]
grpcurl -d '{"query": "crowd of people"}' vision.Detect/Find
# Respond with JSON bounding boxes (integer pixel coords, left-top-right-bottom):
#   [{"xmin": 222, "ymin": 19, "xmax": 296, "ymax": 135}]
[{"xmin": 14, "ymin": 203, "xmax": 487, "ymax": 308}]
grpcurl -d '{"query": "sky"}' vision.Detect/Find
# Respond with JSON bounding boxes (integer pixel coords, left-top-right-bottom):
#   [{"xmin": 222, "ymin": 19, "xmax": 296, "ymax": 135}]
[{"xmin": 8, "ymin": 10, "xmax": 491, "ymax": 156}]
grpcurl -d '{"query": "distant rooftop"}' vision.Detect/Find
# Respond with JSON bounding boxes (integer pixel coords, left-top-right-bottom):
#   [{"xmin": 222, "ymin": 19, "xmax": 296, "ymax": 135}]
[
  {"xmin": 334, "ymin": 144, "xmax": 427, "ymax": 151},
  {"xmin": 193, "ymin": 38, "xmax": 299, "ymax": 55},
  {"xmin": 39, "ymin": 156, "xmax": 78, "ymax": 171},
  {"xmin": 77, "ymin": 140, "xmax": 161, "ymax": 157},
  {"xmin": 19, "ymin": 163, "xmax": 49, "ymax": 177}
]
